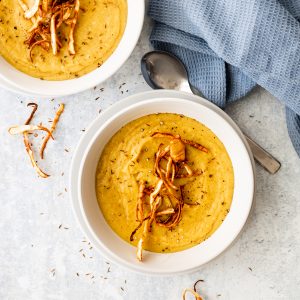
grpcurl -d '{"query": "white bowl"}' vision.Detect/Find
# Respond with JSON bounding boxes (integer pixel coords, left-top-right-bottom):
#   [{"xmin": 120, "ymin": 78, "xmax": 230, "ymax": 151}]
[
  {"xmin": 70, "ymin": 90, "xmax": 255, "ymax": 275},
  {"xmin": 0, "ymin": 0, "xmax": 144, "ymax": 97}
]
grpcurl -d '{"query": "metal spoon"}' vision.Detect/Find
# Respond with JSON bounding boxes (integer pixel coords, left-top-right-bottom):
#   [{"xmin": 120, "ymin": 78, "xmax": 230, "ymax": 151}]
[{"xmin": 141, "ymin": 50, "xmax": 281, "ymax": 174}]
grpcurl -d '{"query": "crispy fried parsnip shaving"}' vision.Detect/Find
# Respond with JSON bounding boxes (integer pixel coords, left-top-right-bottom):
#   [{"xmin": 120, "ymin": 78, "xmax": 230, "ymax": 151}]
[
  {"xmin": 182, "ymin": 279, "xmax": 205, "ymax": 300},
  {"xmin": 18, "ymin": 0, "xmax": 80, "ymax": 60},
  {"xmin": 8, "ymin": 102, "xmax": 64, "ymax": 178},
  {"xmin": 23, "ymin": 103, "xmax": 49, "ymax": 178},
  {"xmin": 131, "ymin": 132, "xmax": 208, "ymax": 261},
  {"xmin": 40, "ymin": 103, "xmax": 64, "ymax": 159},
  {"xmin": 8, "ymin": 124, "xmax": 53, "ymax": 137},
  {"xmin": 182, "ymin": 289, "xmax": 203, "ymax": 300}
]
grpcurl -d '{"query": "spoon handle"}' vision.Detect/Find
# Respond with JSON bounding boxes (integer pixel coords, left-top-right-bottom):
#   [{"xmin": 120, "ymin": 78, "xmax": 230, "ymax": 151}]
[
  {"xmin": 189, "ymin": 86, "xmax": 281, "ymax": 174},
  {"xmin": 244, "ymin": 135, "xmax": 281, "ymax": 174}
]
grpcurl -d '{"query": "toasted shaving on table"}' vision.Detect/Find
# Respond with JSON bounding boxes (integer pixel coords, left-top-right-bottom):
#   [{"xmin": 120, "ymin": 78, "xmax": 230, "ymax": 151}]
[
  {"xmin": 24, "ymin": 103, "xmax": 49, "ymax": 178},
  {"xmin": 182, "ymin": 279, "xmax": 205, "ymax": 300},
  {"xmin": 40, "ymin": 103, "xmax": 64, "ymax": 159},
  {"xmin": 182, "ymin": 289, "xmax": 203, "ymax": 300},
  {"xmin": 131, "ymin": 132, "xmax": 208, "ymax": 261},
  {"xmin": 8, "ymin": 124, "xmax": 53, "ymax": 137},
  {"xmin": 8, "ymin": 102, "xmax": 64, "ymax": 178}
]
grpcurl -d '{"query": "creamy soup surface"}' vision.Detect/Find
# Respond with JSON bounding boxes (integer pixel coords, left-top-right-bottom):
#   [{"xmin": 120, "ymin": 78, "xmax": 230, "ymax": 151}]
[
  {"xmin": 96, "ymin": 113, "xmax": 234, "ymax": 253},
  {"xmin": 0, "ymin": 0, "xmax": 127, "ymax": 80}
]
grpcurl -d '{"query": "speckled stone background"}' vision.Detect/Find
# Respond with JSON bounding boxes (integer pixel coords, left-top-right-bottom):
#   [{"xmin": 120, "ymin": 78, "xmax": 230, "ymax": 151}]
[{"xmin": 0, "ymin": 18, "xmax": 300, "ymax": 300}]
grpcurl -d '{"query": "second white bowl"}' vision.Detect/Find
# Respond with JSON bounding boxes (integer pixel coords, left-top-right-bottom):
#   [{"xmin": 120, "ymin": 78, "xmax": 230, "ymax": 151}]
[{"xmin": 70, "ymin": 90, "xmax": 255, "ymax": 275}]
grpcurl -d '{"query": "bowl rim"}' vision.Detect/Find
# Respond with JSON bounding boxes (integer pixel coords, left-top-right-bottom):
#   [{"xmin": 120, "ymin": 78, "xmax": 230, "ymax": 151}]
[
  {"xmin": 0, "ymin": 0, "xmax": 145, "ymax": 97},
  {"xmin": 70, "ymin": 90, "xmax": 256, "ymax": 275}
]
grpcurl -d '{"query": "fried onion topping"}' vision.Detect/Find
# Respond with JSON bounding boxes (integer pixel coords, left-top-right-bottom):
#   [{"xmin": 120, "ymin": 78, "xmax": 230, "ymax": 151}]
[
  {"xmin": 131, "ymin": 132, "xmax": 208, "ymax": 261},
  {"xmin": 18, "ymin": 0, "xmax": 80, "ymax": 60}
]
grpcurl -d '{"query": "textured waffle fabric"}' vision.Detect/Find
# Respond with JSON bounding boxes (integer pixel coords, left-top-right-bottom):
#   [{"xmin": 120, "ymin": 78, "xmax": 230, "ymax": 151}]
[{"xmin": 149, "ymin": 0, "xmax": 300, "ymax": 157}]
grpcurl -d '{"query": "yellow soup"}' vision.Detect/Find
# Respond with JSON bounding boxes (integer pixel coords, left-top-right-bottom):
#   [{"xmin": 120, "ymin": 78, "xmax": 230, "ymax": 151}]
[
  {"xmin": 0, "ymin": 0, "xmax": 127, "ymax": 80},
  {"xmin": 96, "ymin": 113, "xmax": 234, "ymax": 253}
]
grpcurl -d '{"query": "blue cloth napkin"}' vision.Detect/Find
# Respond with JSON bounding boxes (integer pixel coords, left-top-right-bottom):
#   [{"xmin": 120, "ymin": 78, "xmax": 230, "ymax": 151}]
[{"xmin": 149, "ymin": 0, "xmax": 300, "ymax": 157}]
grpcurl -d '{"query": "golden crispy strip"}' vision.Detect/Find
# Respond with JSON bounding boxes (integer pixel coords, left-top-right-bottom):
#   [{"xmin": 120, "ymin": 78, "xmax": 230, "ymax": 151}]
[
  {"xmin": 23, "ymin": 132, "xmax": 49, "ymax": 178},
  {"xmin": 50, "ymin": 12, "xmax": 59, "ymax": 55},
  {"xmin": 24, "ymin": 0, "xmax": 40, "ymax": 19},
  {"xmin": 151, "ymin": 132, "xmax": 177, "ymax": 139},
  {"xmin": 147, "ymin": 196, "xmax": 161, "ymax": 232},
  {"xmin": 18, "ymin": 0, "xmax": 37, "ymax": 23},
  {"xmin": 23, "ymin": 103, "xmax": 49, "ymax": 178},
  {"xmin": 137, "ymin": 219, "xmax": 148, "ymax": 261},
  {"xmin": 130, "ymin": 222, "xmax": 143, "ymax": 242},
  {"xmin": 181, "ymin": 138, "xmax": 208, "ymax": 153},
  {"xmin": 29, "ymin": 40, "xmax": 50, "ymax": 61},
  {"xmin": 156, "ymin": 208, "xmax": 175, "ymax": 216},
  {"xmin": 62, "ymin": 7, "xmax": 72, "ymax": 20},
  {"xmin": 40, "ymin": 103, "xmax": 64, "ymax": 159},
  {"xmin": 149, "ymin": 179, "xmax": 163, "ymax": 209},
  {"xmin": 152, "ymin": 132, "xmax": 208, "ymax": 153},
  {"xmin": 161, "ymin": 157, "xmax": 178, "ymax": 190},
  {"xmin": 68, "ymin": 0, "xmax": 80, "ymax": 55},
  {"xmin": 182, "ymin": 162, "xmax": 193, "ymax": 175},
  {"xmin": 25, "ymin": 103, "xmax": 38, "ymax": 125},
  {"xmin": 169, "ymin": 138, "xmax": 185, "ymax": 162},
  {"xmin": 130, "ymin": 215, "xmax": 150, "ymax": 242},
  {"xmin": 29, "ymin": 15, "xmax": 42, "ymax": 32},
  {"xmin": 171, "ymin": 163, "xmax": 176, "ymax": 181},
  {"xmin": 8, "ymin": 125, "xmax": 53, "ymax": 138},
  {"xmin": 182, "ymin": 288, "xmax": 203, "ymax": 300}
]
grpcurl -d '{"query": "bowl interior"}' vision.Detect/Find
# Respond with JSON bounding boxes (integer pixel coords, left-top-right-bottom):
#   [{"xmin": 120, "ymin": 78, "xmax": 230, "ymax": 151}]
[
  {"xmin": 0, "ymin": 0, "xmax": 144, "ymax": 96},
  {"xmin": 78, "ymin": 97, "xmax": 254, "ymax": 274}
]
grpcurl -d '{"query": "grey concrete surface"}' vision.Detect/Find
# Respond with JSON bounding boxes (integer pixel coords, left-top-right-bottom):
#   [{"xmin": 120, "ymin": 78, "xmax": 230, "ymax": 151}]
[{"xmin": 0, "ymin": 18, "xmax": 299, "ymax": 300}]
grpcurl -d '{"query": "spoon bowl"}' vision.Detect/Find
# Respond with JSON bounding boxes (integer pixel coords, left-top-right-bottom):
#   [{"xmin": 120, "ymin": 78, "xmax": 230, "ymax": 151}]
[{"xmin": 141, "ymin": 51, "xmax": 193, "ymax": 93}]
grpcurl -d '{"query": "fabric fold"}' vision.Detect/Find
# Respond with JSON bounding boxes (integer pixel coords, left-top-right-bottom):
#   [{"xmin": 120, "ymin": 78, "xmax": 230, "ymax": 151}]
[{"xmin": 149, "ymin": 0, "xmax": 300, "ymax": 156}]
